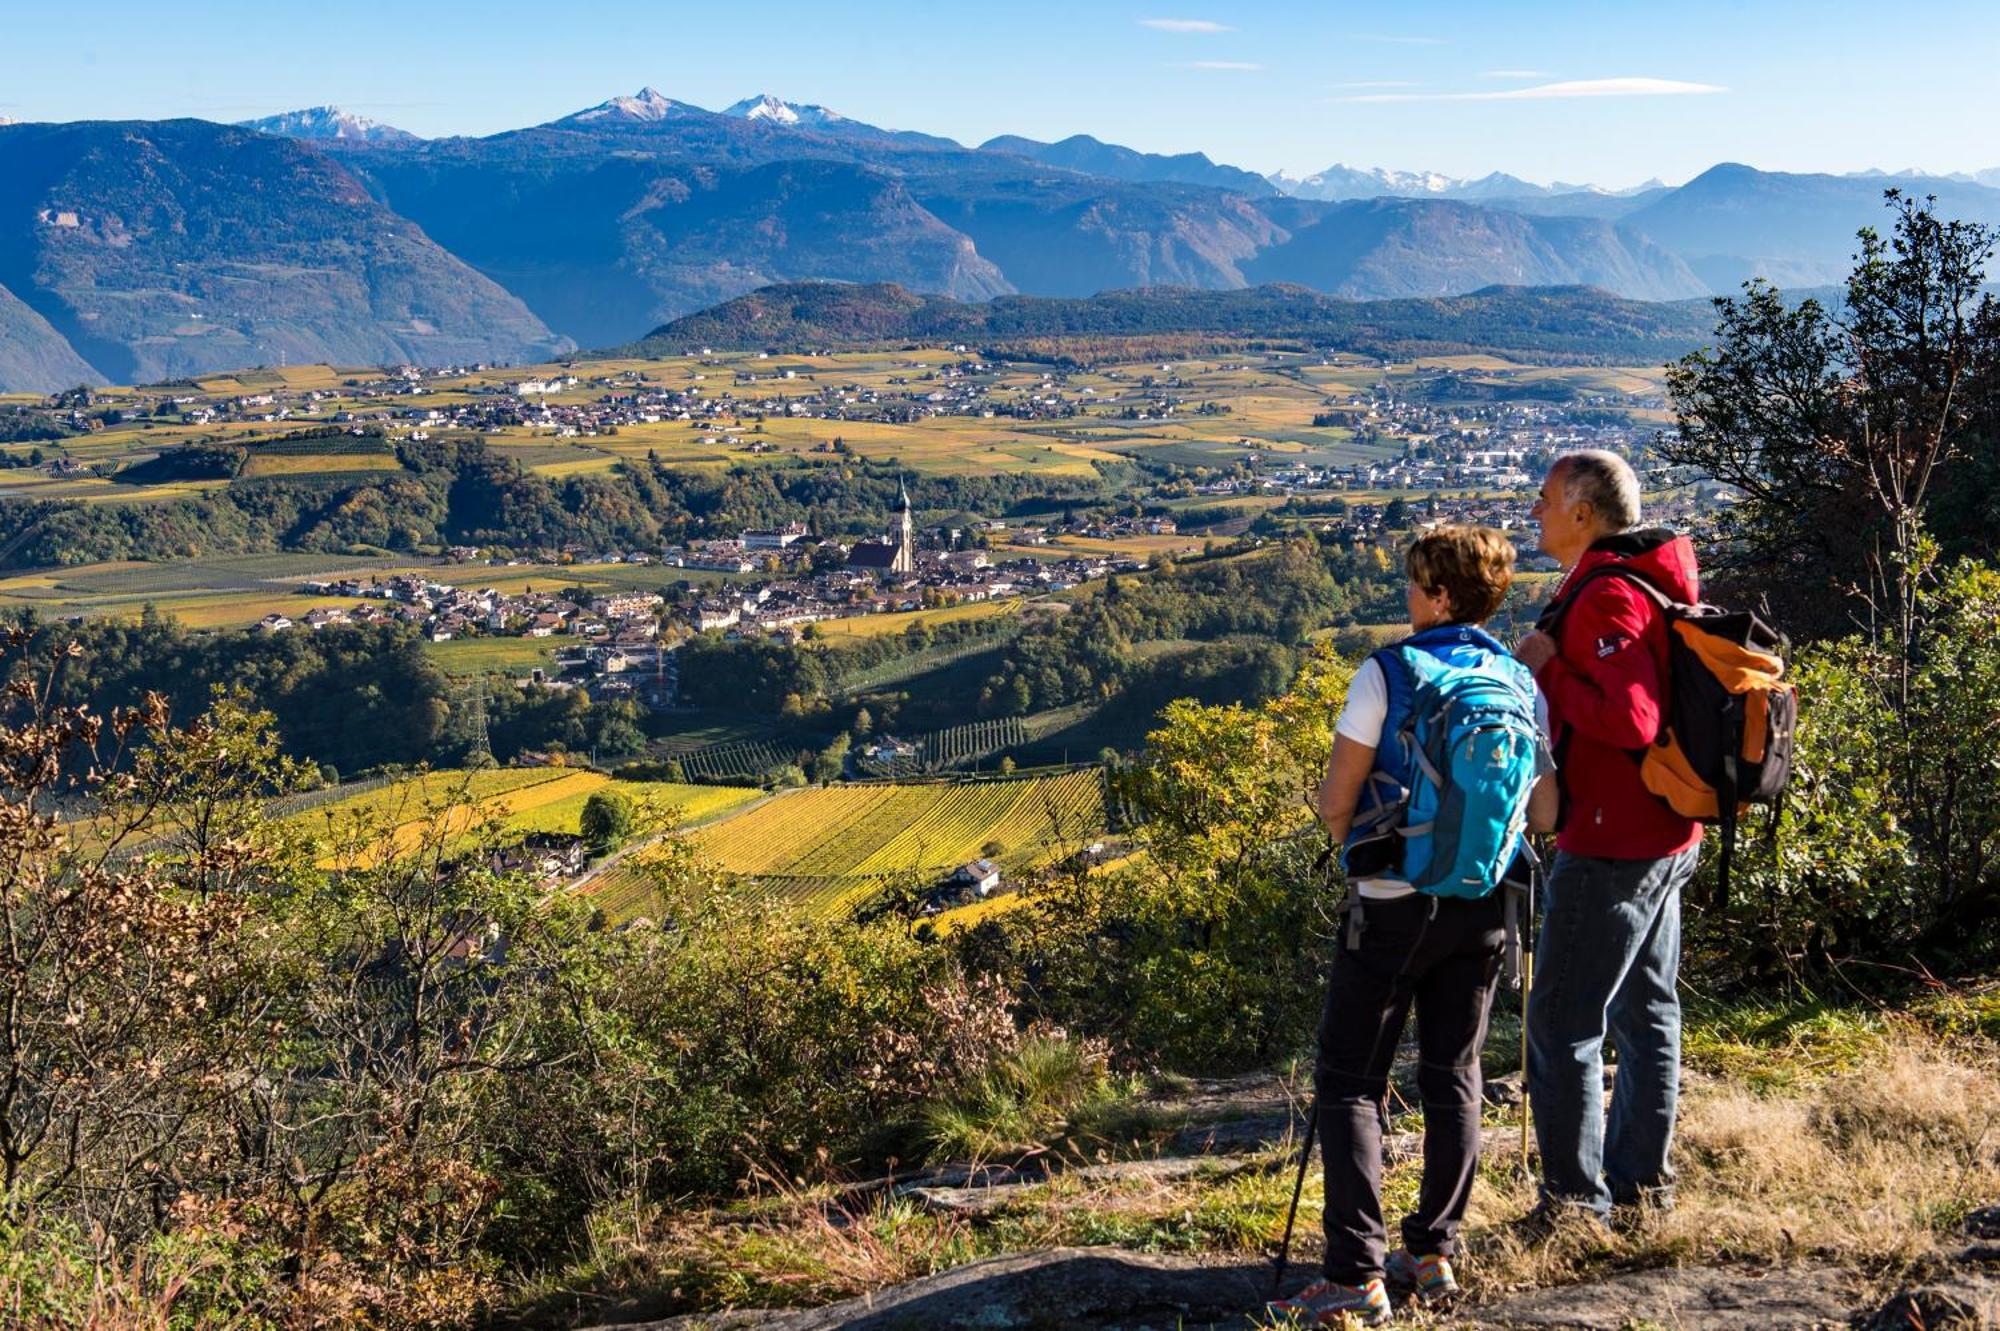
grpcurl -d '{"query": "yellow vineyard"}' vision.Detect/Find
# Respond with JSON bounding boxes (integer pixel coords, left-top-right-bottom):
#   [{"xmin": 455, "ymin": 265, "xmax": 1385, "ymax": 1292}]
[
  {"xmin": 578, "ymin": 771, "xmax": 1104, "ymax": 925},
  {"xmin": 296, "ymin": 768, "xmax": 759, "ymax": 868}
]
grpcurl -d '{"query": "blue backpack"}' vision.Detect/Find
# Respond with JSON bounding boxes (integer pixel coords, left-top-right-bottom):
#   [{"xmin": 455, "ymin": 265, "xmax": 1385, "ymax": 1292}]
[{"xmin": 1343, "ymin": 626, "xmax": 1545, "ymax": 899}]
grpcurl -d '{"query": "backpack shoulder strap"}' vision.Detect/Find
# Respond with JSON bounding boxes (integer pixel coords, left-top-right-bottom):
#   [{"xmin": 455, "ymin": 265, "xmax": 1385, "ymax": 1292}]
[
  {"xmin": 1369, "ymin": 644, "xmax": 1419, "ymax": 714},
  {"xmin": 1539, "ymin": 562, "xmax": 1676, "ymax": 639}
]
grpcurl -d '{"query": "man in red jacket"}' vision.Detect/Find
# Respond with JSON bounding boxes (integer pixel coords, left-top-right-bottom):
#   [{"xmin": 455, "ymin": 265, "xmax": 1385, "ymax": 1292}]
[{"xmin": 1512, "ymin": 450, "xmax": 1701, "ymax": 1223}]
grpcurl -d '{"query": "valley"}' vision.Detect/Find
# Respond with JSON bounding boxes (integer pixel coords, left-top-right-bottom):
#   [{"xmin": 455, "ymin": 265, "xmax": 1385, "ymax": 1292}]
[{"xmin": 2, "ymin": 320, "xmax": 1686, "ymax": 930}]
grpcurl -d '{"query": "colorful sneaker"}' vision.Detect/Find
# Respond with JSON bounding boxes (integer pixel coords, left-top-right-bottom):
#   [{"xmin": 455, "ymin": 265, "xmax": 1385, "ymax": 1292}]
[
  {"xmin": 1384, "ymin": 1248, "xmax": 1459, "ymax": 1304},
  {"xmin": 1265, "ymin": 1276, "xmax": 1392, "ymax": 1325}
]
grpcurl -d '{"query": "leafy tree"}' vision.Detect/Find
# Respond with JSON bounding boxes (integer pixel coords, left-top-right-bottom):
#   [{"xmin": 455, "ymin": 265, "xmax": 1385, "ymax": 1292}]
[
  {"xmin": 581, "ymin": 790, "xmax": 636, "ymax": 852},
  {"xmin": 999, "ymin": 646, "xmax": 1351, "ymax": 1071},
  {"xmin": 1663, "ymin": 192, "xmax": 2000, "ymax": 640},
  {"xmin": 815, "ymin": 732, "xmax": 852, "ymax": 784}
]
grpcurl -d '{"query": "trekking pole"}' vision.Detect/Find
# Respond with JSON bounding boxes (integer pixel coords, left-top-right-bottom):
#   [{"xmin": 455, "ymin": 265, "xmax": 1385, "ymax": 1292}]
[
  {"xmin": 1272, "ymin": 1093, "xmax": 1319, "ymax": 1297},
  {"xmin": 1517, "ymin": 865, "xmax": 1536, "ymax": 1176}
]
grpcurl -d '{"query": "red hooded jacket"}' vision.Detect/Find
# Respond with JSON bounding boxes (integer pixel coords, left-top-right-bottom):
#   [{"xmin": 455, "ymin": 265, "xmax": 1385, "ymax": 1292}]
[{"xmin": 1534, "ymin": 528, "xmax": 1704, "ymax": 860}]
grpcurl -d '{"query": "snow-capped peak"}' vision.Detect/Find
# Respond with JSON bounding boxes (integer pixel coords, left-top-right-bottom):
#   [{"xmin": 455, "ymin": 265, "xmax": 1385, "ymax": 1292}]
[
  {"xmin": 568, "ymin": 87, "xmax": 685, "ymax": 124},
  {"xmin": 237, "ymin": 105, "xmax": 419, "ymax": 143},
  {"xmin": 1266, "ymin": 162, "xmax": 1641, "ymax": 201},
  {"xmin": 723, "ymin": 93, "xmax": 846, "ymax": 128}
]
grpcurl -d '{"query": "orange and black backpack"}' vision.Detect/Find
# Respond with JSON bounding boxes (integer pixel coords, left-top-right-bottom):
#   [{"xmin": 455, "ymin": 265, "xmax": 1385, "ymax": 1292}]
[{"xmin": 1543, "ymin": 565, "xmax": 1796, "ymax": 904}]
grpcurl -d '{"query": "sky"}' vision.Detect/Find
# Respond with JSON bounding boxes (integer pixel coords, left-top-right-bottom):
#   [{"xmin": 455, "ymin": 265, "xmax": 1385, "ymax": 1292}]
[{"xmin": 2, "ymin": 0, "xmax": 1995, "ymax": 188}]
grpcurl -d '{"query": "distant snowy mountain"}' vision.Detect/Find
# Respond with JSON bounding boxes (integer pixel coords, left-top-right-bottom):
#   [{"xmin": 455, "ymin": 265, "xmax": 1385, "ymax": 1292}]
[
  {"xmin": 723, "ymin": 93, "xmax": 847, "ymax": 128},
  {"xmin": 237, "ymin": 105, "xmax": 418, "ymax": 143},
  {"xmin": 1843, "ymin": 166, "xmax": 1979, "ymax": 184},
  {"xmin": 1268, "ymin": 163, "xmax": 1657, "ymax": 202},
  {"xmin": 1270, "ymin": 165, "xmax": 1460, "ymax": 200},
  {"xmin": 560, "ymin": 87, "xmax": 700, "ymax": 125},
  {"xmin": 715, "ymin": 92, "xmax": 959, "ymax": 148}
]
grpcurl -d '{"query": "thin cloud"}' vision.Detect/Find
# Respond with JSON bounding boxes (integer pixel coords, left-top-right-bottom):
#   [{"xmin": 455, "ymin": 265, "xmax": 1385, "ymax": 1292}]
[
  {"xmin": 1347, "ymin": 34, "xmax": 1444, "ymax": 45},
  {"xmin": 1332, "ymin": 80, "xmax": 1419, "ymax": 89},
  {"xmin": 1479, "ymin": 69, "xmax": 1549, "ymax": 79},
  {"xmin": 1140, "ymin": 18, "xmax": 1234, "ymax": 32},
  {"xmin": 1333, "ymin": 76, "xmax": 1726, "ymax": 103},
  {"xmin": 1178, "ymin": 60, "xmax": 1263, "ymax": 71}
]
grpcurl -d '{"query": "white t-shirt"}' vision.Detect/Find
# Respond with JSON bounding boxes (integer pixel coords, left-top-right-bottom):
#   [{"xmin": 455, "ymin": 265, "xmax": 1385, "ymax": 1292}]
[{"xmin": 1334, "ymin": 655, "xmax": 1550, "ymax": 899}]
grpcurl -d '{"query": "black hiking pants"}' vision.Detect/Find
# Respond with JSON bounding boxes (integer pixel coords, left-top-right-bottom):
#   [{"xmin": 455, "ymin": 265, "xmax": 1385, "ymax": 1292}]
[{"xmin": 1315, "ymin": 891, "xmax": 1505, "ymax": 1284}]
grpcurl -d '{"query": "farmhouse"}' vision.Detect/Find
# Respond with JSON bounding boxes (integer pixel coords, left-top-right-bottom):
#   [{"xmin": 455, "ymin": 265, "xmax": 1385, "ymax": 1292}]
[{"xmin": 946, "ymin": 858, "xmax": 1002, "ymax": 898}]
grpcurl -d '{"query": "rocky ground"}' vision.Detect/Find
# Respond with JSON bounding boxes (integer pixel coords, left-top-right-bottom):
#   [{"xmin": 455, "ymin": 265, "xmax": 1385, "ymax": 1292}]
[{"xmin": 574, "ymin": 1072, "xmax": 2000, "ymax": 1330}]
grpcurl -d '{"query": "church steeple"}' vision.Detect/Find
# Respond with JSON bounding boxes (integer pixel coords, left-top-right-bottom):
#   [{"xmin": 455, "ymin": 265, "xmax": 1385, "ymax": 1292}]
[{"xmin": 894, "ymin": 475, "xmax": 914, "ymax": 574}]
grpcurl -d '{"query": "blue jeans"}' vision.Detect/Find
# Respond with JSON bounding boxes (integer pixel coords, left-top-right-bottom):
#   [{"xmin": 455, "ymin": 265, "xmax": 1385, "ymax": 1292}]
[{"xmin": 1526, "ymin": 845, "xmax": 1697, "ymax": 1216}]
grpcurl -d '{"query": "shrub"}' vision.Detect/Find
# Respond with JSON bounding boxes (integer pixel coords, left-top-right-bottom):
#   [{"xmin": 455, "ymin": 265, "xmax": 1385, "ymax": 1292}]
[
  {"xmin": 991, "ymin": 645, "xmax": 1352, "ymax": 1072},
  {"xmin": 1688, "ymin": 557, "xmax": 2000, "ymax": 982}
]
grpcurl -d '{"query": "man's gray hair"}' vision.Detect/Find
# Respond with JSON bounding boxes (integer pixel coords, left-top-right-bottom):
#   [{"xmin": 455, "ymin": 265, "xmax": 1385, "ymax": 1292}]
[{"xmin": 1556, "ymin": 449, "xmax": 1642, "ymax": 531}]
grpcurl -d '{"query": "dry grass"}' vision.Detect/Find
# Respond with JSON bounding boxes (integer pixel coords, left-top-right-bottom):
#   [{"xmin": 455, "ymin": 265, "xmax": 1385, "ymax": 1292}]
[
  {"xmin": 506, "ymin": 1018, "xmax": 1998, "ymax": 1325},
  {"xmin": 1459, "ymin": 1033, "xmax": 2000, "ymax": 1296},
  {"xmin": 517, "ymin": 1183, "xmax": 978, "ymax": 1325}
]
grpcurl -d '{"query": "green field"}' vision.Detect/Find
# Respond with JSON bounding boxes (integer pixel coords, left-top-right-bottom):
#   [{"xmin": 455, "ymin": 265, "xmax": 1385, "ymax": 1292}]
[{"xmin": 424, "ymin": 634, "xmax": 577, "ymax": 676}]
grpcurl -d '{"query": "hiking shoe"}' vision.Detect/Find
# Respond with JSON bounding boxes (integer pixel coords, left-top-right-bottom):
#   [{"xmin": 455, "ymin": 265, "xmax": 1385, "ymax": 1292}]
[
  {"xmin": 1510, "ymin": 1200, "xmax": 1611, "ymax": 1246},
  {"xmin": 1265, "ymin": 1276, "xmax": 1392, "ymax": 1325},
  {"xmin": 1384, "ymin": 1248, "xmax": 1459, "ymax": 1304}
]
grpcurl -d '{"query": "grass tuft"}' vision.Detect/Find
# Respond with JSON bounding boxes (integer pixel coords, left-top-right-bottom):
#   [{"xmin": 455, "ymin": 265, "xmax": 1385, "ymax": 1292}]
[{"xmin": 920, "ymin": 1034, "xmax": 1116, "ymax": 1162}]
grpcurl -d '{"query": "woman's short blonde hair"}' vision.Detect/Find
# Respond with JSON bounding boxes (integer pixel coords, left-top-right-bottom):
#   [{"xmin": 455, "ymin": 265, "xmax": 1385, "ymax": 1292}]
[{"xmin": 1405, "ymin": 525, "xmax": 1516, "ymax": 625}]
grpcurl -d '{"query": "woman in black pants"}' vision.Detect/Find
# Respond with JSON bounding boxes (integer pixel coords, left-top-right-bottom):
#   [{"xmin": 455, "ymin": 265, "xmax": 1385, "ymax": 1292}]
[{"xmin": 1270, "ymin": 526, "xmax": 1554, "ymax": 1326}]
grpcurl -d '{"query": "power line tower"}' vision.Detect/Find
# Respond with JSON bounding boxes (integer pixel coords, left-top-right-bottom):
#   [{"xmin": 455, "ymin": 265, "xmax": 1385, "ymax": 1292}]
[{"xmin": 465, "ymin": 675, "xmax": 492, "ymax": 765}]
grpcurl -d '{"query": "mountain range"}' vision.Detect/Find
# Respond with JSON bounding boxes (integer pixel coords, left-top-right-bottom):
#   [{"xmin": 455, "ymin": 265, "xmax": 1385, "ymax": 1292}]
[
  {"xmin": 1267, "ymin": 164, "xmax": 1667, "ymax": 204},
  {"xmin": 1, "ymin": 89, "xmax": 1998, "ymax": 392}
]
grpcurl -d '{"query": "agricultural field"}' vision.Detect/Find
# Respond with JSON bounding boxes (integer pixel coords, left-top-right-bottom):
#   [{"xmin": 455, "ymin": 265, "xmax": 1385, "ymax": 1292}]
[
  {"xmin": 928, "ymin": 891, "xmax": 1032, "ymax": 933},
  {"xmin": 810, "ymin": 596, "xmax": 1022, "ymax": 639},
  {"xmin": 0, "ymin": 343, "xmax": 1664, "ymax": 520},
  {"xmin": 0, "ymin": 553, "xmax": 427, "ymax": 623},
  {"xmin": 238, "ymin": 452, "xmax": 402, "ymax": 479},
  {"xmin": 660, "ymin": 769, "xmax": 1105, "ymax": 920},
  {"xmin": 137, "ymin": 591, "xmax": 377, "ymax": 630},
  {"xmin": 423, "ymin": 634, "xmax": 578, "ymax": 676},
  {"xmin": 712, "ymin": 763, "xmax": 1104, "ymax": 887},
  {"xmin": 858, "ymin": 717, "xmax": 1028, "ymax": 777},
  {"xmin": 998, "ymin": 533, "xmax": 1205, "ymax": 561},
  {"xmin": 500, "ymin": 777, "xmax": 762, "ymax": 838},
  {"xmin": 293, "ymin": 766, "xmax": 760, "ymax": 868},
  {"xmin": 674, "ymin": 738, "xmax": 795, "ymax": 783}
]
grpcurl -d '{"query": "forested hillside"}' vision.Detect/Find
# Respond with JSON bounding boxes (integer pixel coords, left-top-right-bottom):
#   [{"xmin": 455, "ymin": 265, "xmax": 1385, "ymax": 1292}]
[
  {"xmin": 0, "ymin": 119, "xmax": 569, "ymax": 384},
  {"xmin": 4, "ymin": 437, "xmax": 1133, "ymax": 570},
  {"xmin": 630, "ymin": 280, "xmax": 1716, "ymax": 361}
]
